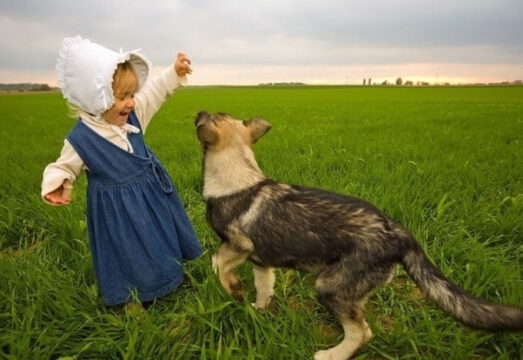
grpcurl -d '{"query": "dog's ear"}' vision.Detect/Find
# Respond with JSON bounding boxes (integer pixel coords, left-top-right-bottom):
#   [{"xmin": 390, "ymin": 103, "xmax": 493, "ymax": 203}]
[{"xmin": 244, "ymin": 117, "xmax": 272, "ymax": 144}]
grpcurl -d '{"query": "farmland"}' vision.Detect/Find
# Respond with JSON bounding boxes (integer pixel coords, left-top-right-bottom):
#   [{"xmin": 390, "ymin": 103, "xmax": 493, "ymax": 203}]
[{"xmin": 1, "ymin": 85, "xmax": 522, "ymax": 359}]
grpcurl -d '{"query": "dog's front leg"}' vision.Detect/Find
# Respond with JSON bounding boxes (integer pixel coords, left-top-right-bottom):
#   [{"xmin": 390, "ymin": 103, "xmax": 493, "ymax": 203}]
[
  {"xmin": 252, "ymin": 265, "xmax": 275, "ymax": 310},
  {"xmin": 212, "ymin": 243, "xmax": 249, "ymax": 302}
]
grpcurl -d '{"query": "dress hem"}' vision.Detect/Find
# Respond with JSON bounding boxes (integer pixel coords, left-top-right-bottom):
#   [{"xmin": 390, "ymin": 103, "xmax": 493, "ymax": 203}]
[
  {"xmin": 102, "ymin": 273, "xmax": 184, "ymax": 306},
  {"xmin": 183, "ymin": 247, "xmax": 203, "ymax": 261}
]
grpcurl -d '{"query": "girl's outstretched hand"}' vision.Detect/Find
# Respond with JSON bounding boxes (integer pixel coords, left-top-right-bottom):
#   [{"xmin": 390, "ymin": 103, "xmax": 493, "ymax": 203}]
[
  {"xmin": 44, "ymin": 180, "xmax": 72, "ymax": 205},
  {"xmin": 174, "ymin": 52, "xmax": 192, "ymax": 76}
]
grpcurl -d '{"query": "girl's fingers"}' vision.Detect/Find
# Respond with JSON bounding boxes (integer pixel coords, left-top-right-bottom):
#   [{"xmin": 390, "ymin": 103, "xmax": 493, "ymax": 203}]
[
  {"xmin": 174, "ymin": 53, "xmax": 193, "ymax": 76},
  {"xmin": 176, "ymin": 64, "xmax": 192, "ymax": 75},
  {"xmin": 180, "ymin": 57, "xmax": 191, "ymax": 65},
  {"xmin": 177, "ymin": 52, "xmax": 191, "ymax": 65},
  {"xmin": 44, "ymin": 193, "xmax": 70, "ymax": 205}
]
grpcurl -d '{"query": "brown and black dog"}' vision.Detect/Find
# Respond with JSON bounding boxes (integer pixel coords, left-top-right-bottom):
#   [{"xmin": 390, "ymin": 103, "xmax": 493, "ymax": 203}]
[{"xmin": 195, "ymin": 111, "xmax": 523, "ymax": 360}]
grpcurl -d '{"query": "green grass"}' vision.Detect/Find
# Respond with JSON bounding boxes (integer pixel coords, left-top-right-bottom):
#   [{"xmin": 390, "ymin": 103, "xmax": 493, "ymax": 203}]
[{"xmin": 1, "ymin": 86, "xmax": 522, "ymax": 359}]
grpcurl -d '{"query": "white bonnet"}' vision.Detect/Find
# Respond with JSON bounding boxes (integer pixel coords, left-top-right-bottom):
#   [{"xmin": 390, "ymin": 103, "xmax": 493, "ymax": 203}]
[{"xmin": 56, "ymin": 35, "xmax": 151, "ymax": 115}]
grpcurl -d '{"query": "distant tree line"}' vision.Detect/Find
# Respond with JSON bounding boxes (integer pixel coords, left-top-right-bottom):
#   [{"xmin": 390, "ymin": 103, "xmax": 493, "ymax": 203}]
[
  {"xmin": 258, "ymin": 82, "xmax": 306, "ymax": 86},
  {"xmin": 362, "ymin": 78, "xmax": 523, "ymax": 86},
  {"xmin": 0, "ymin": 83, "xmax": 56, "ymax": 91}
]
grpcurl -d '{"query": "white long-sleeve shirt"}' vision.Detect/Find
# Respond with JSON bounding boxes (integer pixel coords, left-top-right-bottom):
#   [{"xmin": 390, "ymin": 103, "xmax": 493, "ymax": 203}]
[{"xmin": 42, "ymin": 66, "xmax": 186, "ymax": 203}]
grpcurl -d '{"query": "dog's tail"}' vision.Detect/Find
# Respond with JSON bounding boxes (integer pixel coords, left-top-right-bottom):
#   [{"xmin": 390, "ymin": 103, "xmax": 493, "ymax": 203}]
[{"xmin": 399, "ymin": 231, "xmax": 523, "ymax": 331}]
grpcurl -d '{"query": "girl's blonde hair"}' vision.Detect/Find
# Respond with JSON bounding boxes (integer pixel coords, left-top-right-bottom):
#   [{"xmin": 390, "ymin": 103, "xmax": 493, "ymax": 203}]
[
  {"xmin": 66, "ymin": 61, "xmax": 138, "ymax": 119},
  {"xmin": 112, "ymin": 61, "xmax": 139, "ymax": 97}
]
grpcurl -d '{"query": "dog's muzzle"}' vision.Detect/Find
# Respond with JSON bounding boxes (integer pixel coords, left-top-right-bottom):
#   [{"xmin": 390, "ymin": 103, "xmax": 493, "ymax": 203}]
[{"xmin": 195, "ymin": 110, "xmax": 210, "ymax": 128}]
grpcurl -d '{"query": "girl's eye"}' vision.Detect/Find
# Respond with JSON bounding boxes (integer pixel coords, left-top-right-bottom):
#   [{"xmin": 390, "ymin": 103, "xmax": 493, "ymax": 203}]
[{"xmin": 116, "ymin": 94, "xmax": 132, "ymax": 101}]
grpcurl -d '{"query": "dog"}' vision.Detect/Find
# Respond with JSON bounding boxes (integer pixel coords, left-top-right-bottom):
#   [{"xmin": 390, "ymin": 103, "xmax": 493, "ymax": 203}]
[{"xmin": 194, "ymin": 111, "xmax": 523, "ymax": 360}]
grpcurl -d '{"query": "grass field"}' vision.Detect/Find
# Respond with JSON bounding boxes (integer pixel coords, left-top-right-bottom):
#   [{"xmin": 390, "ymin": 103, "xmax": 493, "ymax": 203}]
[{"xmin": 0, "ymin": 85, "xmax": 522, "ymax": 359}]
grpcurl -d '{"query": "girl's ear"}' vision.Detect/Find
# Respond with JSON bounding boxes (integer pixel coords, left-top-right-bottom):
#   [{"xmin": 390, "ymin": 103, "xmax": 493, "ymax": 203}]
[{"xmin": 244, "ymin": 117, "xmax": 272, "ymax": 143}]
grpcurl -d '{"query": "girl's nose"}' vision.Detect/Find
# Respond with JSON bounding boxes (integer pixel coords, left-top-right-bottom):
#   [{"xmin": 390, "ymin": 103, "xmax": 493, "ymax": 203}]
[{"xmin": 126, "ymin": 97, "xmax": 135, "ymax": 108}]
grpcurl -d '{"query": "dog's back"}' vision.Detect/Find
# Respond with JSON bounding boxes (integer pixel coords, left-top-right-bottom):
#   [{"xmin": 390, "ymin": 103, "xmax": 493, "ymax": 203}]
[{"xmin": 207, "ymin": 179, "xmax": 403, "ymax": 272}]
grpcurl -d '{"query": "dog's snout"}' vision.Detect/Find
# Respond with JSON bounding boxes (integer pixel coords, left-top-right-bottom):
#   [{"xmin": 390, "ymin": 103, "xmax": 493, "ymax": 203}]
[{"xmin": 195, "ymin": 111, "xmax": 210, "ymax": 127}]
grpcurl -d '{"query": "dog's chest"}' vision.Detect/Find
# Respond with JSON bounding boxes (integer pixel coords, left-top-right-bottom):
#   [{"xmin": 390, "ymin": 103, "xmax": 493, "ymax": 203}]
[
  {"xmin": 205, "ymin": 196, "xmax": 250, "ymax": 236},
  {"xmin": 205, "ymin": 181, "xmax": 272, "ymax": 234},
  {"xmin": 206, "ymin": 201, "xmax": 232, "ymax": 234}
]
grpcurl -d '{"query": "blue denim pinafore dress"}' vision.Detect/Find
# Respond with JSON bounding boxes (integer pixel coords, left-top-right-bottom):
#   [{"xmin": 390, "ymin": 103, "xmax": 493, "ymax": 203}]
[{"xmin": 67, "ymin": 112, "xmax": 202, "ymax": 306}]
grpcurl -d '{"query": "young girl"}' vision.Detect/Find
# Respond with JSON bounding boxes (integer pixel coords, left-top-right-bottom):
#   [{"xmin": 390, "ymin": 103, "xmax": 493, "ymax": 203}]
[{"xmin": 42, "ymin": 36, "xmax": 202, "ymax": 307}]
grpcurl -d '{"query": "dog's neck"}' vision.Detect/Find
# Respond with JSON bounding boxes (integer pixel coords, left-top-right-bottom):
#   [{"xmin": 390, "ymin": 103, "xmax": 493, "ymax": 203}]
[{"xmin": 203, "ymin": 145, "xmax": 265, "ymax": 199}]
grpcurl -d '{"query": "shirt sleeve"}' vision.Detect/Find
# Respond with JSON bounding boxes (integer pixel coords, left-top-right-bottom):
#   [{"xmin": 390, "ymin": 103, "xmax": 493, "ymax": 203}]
[
  {"xmin": 134, "ymin": 65, "xmax": 187, "ymax": 133},
  {"xmin": 41, "ymin": 139, "xmax": 84, "ymax": 204}
]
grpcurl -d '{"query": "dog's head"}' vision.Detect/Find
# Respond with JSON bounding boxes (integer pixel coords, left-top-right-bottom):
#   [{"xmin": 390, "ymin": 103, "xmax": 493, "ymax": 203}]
[{"xmin": 195, "ymin": 111, "xmax": 272, "ymax": 151}]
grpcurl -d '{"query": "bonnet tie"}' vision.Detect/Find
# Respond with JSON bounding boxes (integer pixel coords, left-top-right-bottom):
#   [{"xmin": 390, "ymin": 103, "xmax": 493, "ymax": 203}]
[{"xmin": 110, "ymin": 124, "xmax": 140, "ymax": 153}]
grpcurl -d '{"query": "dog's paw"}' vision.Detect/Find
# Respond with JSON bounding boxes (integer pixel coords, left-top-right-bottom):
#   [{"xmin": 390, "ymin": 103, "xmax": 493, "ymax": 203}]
[
  {"xmin": 314, "ymin": 349, "xmax": 333, "ymax": 360},
  {"xmin": 362, "ymin": 325, "xmax": 372, "ymax": 344},
  {"xmin": 251, "ymin": 302, "xmax": 267, "ymax": 311},
  {"xmin": 230, "ymin": 280, "xmax": 246, "ymax": 302},
  {"xmin": 251, "ymin": 302, "xmax": 264, "ymax": 310},
  {"xmin": 251, "ymin": 295, "xmax": 273, "ymax": 310},
  {"xmin": 314, "ymin": 347, "xmax": 350, "ymax": 360}
]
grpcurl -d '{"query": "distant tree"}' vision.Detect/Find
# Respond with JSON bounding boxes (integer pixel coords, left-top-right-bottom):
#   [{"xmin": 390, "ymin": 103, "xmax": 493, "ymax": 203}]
[
  {"xmin": 405, "ymin": 80, "xmax": 413, "ymax": 86},
  {"xmin": 382, "ymin": 80, "xmax": 389, "ymax": 85},
  {"xmin": 363, "ymin": 79, "xmax": 366, "ymax": 85},
  {"xmin": 368, "ymin": 78, "xmax": 372, "ymax": 85},
  {"xmin": 396, "ymin": 77, "xmax": 403, "ymax": 86}
]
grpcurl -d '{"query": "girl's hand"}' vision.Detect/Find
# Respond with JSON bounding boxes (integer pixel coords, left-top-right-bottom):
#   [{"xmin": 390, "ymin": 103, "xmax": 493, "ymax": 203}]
[
  {"xmin": 174, "ymin": 52, "xmax": 192, "ymax": 76},
  {"xmin": 44, "ymin": 180, "xmax": 72, "ymax": 205}
]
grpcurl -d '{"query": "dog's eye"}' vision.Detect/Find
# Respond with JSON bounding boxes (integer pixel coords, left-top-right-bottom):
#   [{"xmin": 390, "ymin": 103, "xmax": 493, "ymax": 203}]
[{"xmin": 211, "ymin": 117, "xmax": 225, "ymax": 126}]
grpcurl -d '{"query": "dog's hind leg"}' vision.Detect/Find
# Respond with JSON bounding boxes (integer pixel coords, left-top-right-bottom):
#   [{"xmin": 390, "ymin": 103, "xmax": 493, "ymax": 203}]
[
  {"xmin": 314, "ymin": 263, "xmax": 394, "ymax": 359},
  {"xmin": 252, "ymin": 265, "xmax": 275, "ymax": 310},
  {"xmin": 212, "ymin": 243, "xmax": 250, "ymax": 302},
  {"xmin": 314, "ymin": 290, "xmax": 368, "ymax": 360}
]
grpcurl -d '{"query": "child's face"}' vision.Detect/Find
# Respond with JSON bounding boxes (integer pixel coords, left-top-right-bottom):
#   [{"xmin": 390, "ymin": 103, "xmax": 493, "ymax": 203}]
[
  {"xmin": 103, "ymin": 92, "xmax": 136, "ymax": 126},
  {"xmin": 102, "ymin": 65, "xmax": 138, "ymax": 126}
]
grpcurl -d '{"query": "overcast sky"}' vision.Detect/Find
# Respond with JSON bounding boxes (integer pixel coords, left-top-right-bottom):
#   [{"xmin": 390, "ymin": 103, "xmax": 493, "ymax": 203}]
[{"xmin": 1, "ymin": 0, "xmax": 522, "ymax": 85}]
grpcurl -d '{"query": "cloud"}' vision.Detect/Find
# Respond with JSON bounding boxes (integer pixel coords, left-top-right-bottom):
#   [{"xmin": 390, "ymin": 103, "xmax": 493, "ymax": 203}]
[
  {"xmin": 0, "ymin": 0, "xmax": 522, "ymax": 84},
  {"xmin": 189, "ymin": 62, "xmax": 523, "ymax": 85}
]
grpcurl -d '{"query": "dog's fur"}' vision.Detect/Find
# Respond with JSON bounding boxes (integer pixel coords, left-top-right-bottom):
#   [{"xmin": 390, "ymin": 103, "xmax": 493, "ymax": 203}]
[{"xmin": 195, "ymin": 111, "xmax": 523, "ymax": 360}]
